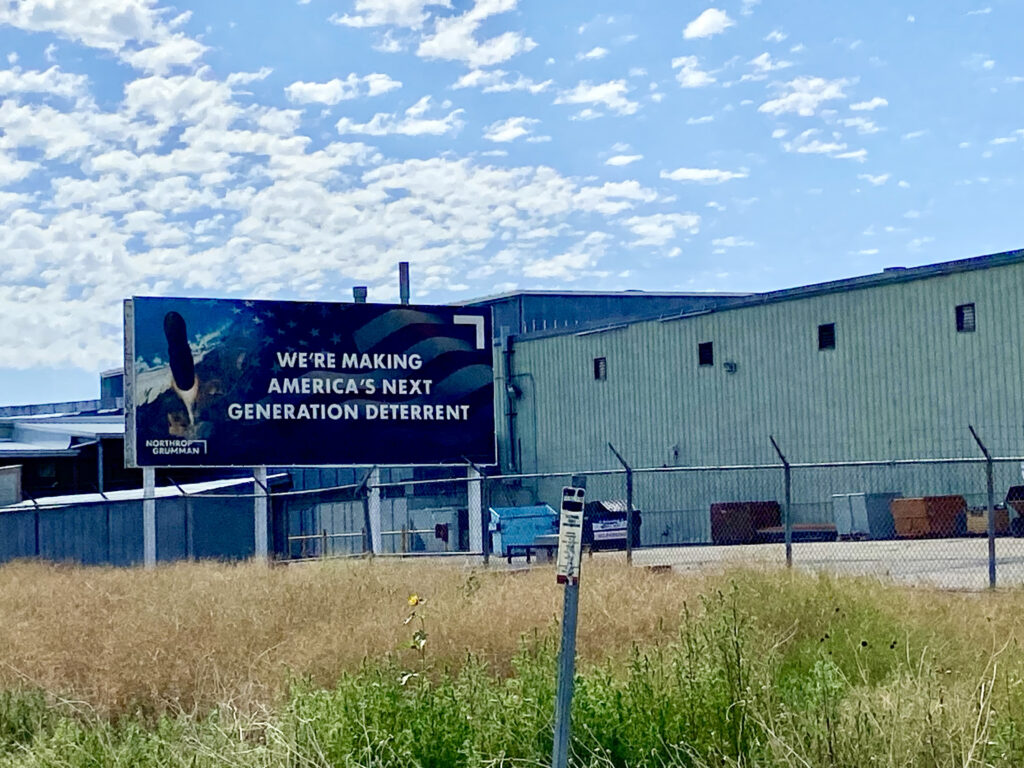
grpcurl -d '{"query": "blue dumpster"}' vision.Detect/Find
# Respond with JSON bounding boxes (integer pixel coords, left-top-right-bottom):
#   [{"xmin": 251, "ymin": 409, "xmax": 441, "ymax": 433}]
[{"xmin": 489, "ymin": 505, "xmax": 558, "ymax": 560}]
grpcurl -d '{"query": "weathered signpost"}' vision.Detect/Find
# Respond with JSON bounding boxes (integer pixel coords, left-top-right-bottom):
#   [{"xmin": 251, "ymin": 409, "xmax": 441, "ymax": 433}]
[
  {"xmin": 123, "ymin": 293, "xmax": 495, "ymax": 565},
  {"xmin": 552, "ymin": 485, "xmax": 586, "ymax": 768}
]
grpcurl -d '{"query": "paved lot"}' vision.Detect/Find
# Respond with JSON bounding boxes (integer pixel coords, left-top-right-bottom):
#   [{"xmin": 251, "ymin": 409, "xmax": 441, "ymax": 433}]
[{"xmin": 632, "ymin": 537, "xmax": 1024, "ymax": 590}]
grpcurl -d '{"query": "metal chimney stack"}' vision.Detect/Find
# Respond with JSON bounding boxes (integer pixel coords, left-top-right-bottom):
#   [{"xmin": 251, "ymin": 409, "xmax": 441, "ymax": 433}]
[
  {"xmin": 399, "ymin": 262, "xmax": 410, "ymax": 305},
  {"xmin": 353, "ymin": 286, "xmax": 368, "ymax": 303}
]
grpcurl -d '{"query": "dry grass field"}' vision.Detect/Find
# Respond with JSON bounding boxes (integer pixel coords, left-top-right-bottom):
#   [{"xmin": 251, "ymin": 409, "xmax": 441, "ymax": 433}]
[
  {"xmin": 4, "ymin": 558, "xmax": 1024, "ymax": 766},
  {"xmin": 0, "ymin": 559, "xmax": 701, "ymax": 715}
]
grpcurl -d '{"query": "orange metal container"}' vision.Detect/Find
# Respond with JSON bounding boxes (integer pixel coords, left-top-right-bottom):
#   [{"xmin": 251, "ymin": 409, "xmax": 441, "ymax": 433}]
[{"xmin": 891, "ymin": 496, "xmax": 966, "ymax": 538}]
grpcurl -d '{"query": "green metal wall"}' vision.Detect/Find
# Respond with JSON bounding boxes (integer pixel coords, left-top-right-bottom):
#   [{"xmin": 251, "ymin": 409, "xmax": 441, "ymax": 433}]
[{"xmin": 505, "ymin": 260, "xmax": 1024, "ymax": 474}]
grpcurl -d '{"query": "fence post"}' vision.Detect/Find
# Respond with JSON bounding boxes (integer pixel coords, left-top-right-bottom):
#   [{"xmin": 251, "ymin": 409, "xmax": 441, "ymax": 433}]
[
  {"xmin": 770, "ymin": 436, "xmax": 792, "ymax": 568},
  {"xmin": 608, "ymin": 443, "xmax": 634, "ymax": 565},
  {"xmin": 969, "ymin": 425, "xmax": 996, "ymax": 588}
]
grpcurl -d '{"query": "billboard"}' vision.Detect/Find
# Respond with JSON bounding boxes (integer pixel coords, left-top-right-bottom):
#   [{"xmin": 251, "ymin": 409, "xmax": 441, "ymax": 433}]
[{"xmin": 124, "ymin": 296, "xmax": 494, "ymax": 467}]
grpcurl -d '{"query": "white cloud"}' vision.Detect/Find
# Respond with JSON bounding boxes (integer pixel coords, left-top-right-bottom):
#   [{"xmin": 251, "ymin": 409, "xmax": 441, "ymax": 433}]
[
  {"xmin": 628, "ymin": 67, "xmax": 647, "ymax": 77},
  {"xmin": 120, "ymin": 34, "xmax": 207, "ymax": 75},
  {"xmin": 660, "ymin": 167, "xmax": 748, "ymax": 183},
  {"xmin": 483, "ymin": 116, "xmax": 538, "ymax": 142},
  {"xmin": 523, "ymin": 232, "xmax": 609, "ymax": 279},
  {"xmin": 624, "ymin": 213, "xmax": 700, "ymax": 246},
  {"xmin": 335, "ymin": 96, "xmax": 463, "ymax": 135},
  {"xmin": 742, "ymin": 52, "xmax": 792, "ymax": 81},
  {"xmin": 671, "ymin": 56, "xmax": 715, "ymax": 88},
  {"xmin": 330, "ymin": 0, "xmax": 452, "ymax": 29},
  {"xmin": 711, "ymin": 235, "xmax": 753, "ymax": 248},
  {"xmin": 577, "ymin": 46, "xmax": 608, "ymax": 61},
  {"xmin": 857, "ymin": 173, "xmax": 890, "ymax": 186},
  {"xmin": 417, "ymin": 0, "xmax": 537, "ymax": 67},
  {"xmin": 683, "ymin": 8, "xmax": 735, "ymax": 39},
  {"xmin": 226, "ymin": 67, "xmax": 273, "ymax": 86},
  {"xmin": 373, "ymin": 30, "xmax": 406, "ymax": 52},
  {"xmin": 902, "ymin": 130, "xmax": 926, "ymax": 140},
  {"xmin": 840, "ymin": 116, "xmax": 880, "ymax": 134},
  {"xmin": 285, "ymin": 73, "xmax": 402, "ymax": 105},
  {"xmin": 687, "ymin": 115, "xmax": 714, "ymax": 124},
  {"xmin": 989, "ymin": 136, "xmax": 1017, "ymax": 145},
  {"xmin": 572, "ymin": 180, "xmax": 658, "ymax": 214},
  {"xmin": 452, "ymin": 68, "xmax": 551, "ymax": 93},
  {"xmin": 850, "ymin": 96, "xmax": 888, "ymax": 111},
  {"xmin": 0, "ymin": 66, "xmax": 89, "ymax": 101},
  {"xmin": 759, "ymin": 76, "xmax": 850, "ymax": 116},
  {"xmin": 967, "ymin": 7, "xmax": 992, "ymax": 14},
  {"xmin": 764, "ymin": 29, "xmax": 787, "ymax": 43},
  {"xmin": 771, "ymin": 128, "xmax": 788, "ymax": 138},
  {"xmin": 555, "ymin": 79, "xmax": 639, "ymax": 116},
  {"xmin": 781, "ymin": 128, "xmax": 864, "ymax": 159},
  {"xmin": 606, "ymin": 154, "xmax": 643, "ymax": 166}
]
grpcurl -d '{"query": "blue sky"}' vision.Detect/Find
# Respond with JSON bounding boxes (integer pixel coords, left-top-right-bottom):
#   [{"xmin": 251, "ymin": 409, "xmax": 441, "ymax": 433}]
[{"xmin": 0, "ymin": 0, "xmax": 1022, "ymax": 405}]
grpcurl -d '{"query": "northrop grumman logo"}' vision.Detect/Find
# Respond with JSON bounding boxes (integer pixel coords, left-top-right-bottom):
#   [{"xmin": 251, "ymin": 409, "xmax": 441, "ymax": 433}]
[{"xmin": 145, "ymin": 439, "xmax": 208, "ymax": 456}]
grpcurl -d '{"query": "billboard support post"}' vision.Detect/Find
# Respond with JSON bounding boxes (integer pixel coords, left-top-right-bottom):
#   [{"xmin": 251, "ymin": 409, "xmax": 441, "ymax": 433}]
[
  {"xmin": 467, "ymin": 465, "xmax": 482, "ymax": 556},
  {"xmin": 368, "ymin": 468, "xmax": 382, "ymax": 555},
  {"xmin": 143, "ymin": 468, "xmax": 156, "ymax": 568},
  {"xmin": 253, "ymin": 466, "xmax": 269, "ymax": 562}
]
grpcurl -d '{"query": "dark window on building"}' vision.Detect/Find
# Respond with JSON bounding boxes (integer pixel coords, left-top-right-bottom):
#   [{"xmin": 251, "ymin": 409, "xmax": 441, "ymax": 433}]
[
  {"xmin": 593, "ymin": 357, "xmax": 607, "ymax": 380},
  {"xmin": 818, "ymin": 323, "xmax": 836, "ymax": 350},
  {"xmin": 956, "ymin": 303, "xmax": 976, "ymax": 333},
  {"xmin": 698, "ymin": 342, "xmax": 714, "ymax": 366}
]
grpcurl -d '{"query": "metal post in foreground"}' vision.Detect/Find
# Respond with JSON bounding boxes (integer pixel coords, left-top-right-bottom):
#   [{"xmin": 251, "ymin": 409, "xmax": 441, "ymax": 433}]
[
  {"xmin": 143, "ymin": 467, "xmax": 156, "ymax": 568},
  {"xmin": 608, "ymin": 442, "xmax": 634, "ymax": 565},
  {"xmin": 969, "ymin": 425, "xmax": 997, "ymax": 588},
  {"xmin": 552, "ymin": 484, "xmax": 586, "ymax": 768},
  {"xmin": 770, "ymin": 436, "xmax": 792, "ymax": 568}
]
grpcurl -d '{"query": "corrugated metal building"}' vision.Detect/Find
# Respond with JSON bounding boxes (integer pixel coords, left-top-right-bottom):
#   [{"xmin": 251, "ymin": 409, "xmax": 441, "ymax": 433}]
[{"xmin": 495, "ymin": 249, "xmax": 1024, "ymax": 543}]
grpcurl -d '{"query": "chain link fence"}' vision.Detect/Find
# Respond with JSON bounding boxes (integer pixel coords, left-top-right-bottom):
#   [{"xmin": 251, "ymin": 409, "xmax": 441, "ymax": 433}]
[
  {"xmin": 7, "ymin": 454, "xmax": 1024, "ymax": 588},
  {"xmin": 280, "ymin": 454, "xmax": 1024, "ymax": 589}
]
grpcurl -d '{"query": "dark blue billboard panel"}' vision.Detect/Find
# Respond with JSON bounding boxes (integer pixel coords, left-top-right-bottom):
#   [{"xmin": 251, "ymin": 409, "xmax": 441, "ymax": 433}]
[{"xmin": 124, "ymin": 297, "xmax": 494, "ymax": 467}]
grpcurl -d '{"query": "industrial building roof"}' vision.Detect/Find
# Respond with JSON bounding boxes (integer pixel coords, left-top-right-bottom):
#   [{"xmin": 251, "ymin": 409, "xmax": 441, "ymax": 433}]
[
  {"xmin": 0, "ymin": 413, "xmax": 124, "ymax": 457},
  {"xmin": 455, "ymin": 288, "xmax": 752, "ymax": 305},
  {"xmin": 517, "ymin": 247, "xmax": 1024, "ymax": 341}
]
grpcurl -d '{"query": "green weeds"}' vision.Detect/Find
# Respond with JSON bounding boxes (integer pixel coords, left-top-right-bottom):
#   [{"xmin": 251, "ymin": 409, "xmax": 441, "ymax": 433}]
[{"xmin": 4, "ymin": 569, "xmax": 1024, "ymax": 767}]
